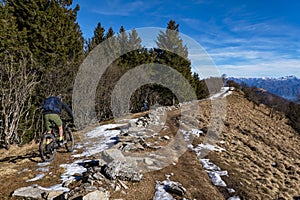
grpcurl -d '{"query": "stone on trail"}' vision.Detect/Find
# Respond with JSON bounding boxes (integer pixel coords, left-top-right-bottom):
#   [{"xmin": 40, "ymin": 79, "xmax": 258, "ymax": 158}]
[
  {"xmin": 82, "ymin": 190, "xmax": 109, "ymax": 200},
  {"xmin": 153, "ymin": 179, "xmax": 186, "ymax": 200},
  {"xmin": 12, "ymin": 185, "xmax": 66, "ymax": 200},
  {"xmin": 104, "ymin": 160, "xmax": 143, "ymax": 182},
  {"xmin": 12, "ymin": 186, "xmax": 43, "ymax": 199}
]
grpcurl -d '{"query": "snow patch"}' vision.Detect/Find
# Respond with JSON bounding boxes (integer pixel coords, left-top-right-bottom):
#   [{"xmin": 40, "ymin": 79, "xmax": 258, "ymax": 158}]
[
  {"xmin": 180, "ymin": 129, "xmax": 204, "ymax": 141},
  {"xmin": 207, "ymin": 171, "xmax": 227, "ymax": 187},
  {"xmin": 190, "ymin": 143, "xmax": 225, "ymax": 157},
  {"xmin": 85, "ymin": 124, "xmax": 124, "ymax": 138},
  {"xmin": 17, "ymin": 168, "xmax": 29, "ymax": 174},
  {"xmin": 153, "ymin": 182, "xmax": 175, "ymax": 200},
  {"xmin": 37, "ymin": 162, "xmax": 50, "ymax": 167},
  {"xmin": 200, "ymin": 159, "xmax": 228, "ymax": 187},
  {"xmin": 200, "ymin": 159, "xmax": 221, "ymax": 171},
  {"xmin": 60, "ymin": 160, "xmax": 87, "ymax": 183},
  {"xmin": 26, "ymin": 174, "xmax": 45, "ymax": 182},
  {"xmin": 228, "ymin": 196, "xmax": 241, "ymax": 200},
  {"xmin": 73, "ymin": 124, "xmax": 124, "ymax": 158},
  {"xmin": 227, "ymin": 188, "xmax": 236, "ymax": 193},
  {"xmin": 209, "ymin": 87, "xmax": 231, "ymax": 100},
  {"xmin": 36, "ymin": 167, "xmax": 49, "ymax": 172},
  {"xmin": 153, "ymin": 175, "xmax": 186, "ymax": 200}
]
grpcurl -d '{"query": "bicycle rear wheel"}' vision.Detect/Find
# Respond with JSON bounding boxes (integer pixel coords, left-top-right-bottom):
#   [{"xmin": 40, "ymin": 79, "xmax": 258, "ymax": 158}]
[
  {"xmin": 39, "ymin": 133, "xmax": 57, "ymax": 162},
  {"xmin": 64, "ymin": 127, "xmax": 74, "ymax": 152}
]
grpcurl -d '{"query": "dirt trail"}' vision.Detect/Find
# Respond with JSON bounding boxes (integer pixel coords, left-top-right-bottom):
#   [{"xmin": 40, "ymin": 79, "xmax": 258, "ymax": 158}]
[
  {"xmin": 0, "ymin": 90, "xmax": 299, "ymax": 199},
  {"xmin": 0, "ymin": 134, "xmax": 84, "ymax": 199}
]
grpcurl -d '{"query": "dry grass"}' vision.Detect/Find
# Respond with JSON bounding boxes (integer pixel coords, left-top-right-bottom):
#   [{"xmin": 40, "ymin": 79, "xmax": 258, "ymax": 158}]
[{"xmin": 0, "ymin": 91, "xmax": 299, "ymax": 199}]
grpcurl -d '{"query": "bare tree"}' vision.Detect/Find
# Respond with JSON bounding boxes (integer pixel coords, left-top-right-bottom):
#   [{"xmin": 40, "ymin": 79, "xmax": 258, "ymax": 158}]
[{"xmin": 0, "ymin": 52, "xmax": 39, "ymax": 149}]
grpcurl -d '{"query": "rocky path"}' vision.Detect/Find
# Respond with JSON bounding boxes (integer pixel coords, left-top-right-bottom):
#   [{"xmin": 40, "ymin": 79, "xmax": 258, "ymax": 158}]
[{"xmin": 1, "ymin": 88, "xmax": 299, "ymax": 199}]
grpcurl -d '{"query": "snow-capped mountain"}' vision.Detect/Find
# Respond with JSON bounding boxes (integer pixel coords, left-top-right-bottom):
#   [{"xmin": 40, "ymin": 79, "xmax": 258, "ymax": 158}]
[{"xmin": 228, "ymin": 76, "xmax": 300, "ymax": 101}]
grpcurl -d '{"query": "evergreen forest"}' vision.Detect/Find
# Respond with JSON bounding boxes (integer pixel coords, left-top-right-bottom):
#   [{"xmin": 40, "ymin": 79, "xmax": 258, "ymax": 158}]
[{"xmin": 0, "ymin": 0, "xmax": 220, "ymax": 148}]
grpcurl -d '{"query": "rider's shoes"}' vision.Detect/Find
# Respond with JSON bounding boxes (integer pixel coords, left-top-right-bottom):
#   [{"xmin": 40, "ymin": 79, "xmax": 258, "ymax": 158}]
[
  {"xmin": 58, "ymin": 139, "xmax": 64, "ymax": 146},
  {"xmin": 46, "ymin": 143, "xmax": 52, "ymax": 152},
  {"xmin": 58, "ymin": 136, "xmax": 64, "ymax": 146}
]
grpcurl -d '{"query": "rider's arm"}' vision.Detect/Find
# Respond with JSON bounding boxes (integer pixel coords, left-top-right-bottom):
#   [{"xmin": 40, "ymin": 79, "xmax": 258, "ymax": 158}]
[{"xmin": 61, "ymin": 101, "xmax": 74, "ymax": 119}]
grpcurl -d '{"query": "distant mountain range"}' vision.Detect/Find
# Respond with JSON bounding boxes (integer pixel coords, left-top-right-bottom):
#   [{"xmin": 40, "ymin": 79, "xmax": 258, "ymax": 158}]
[{"xmin": 228, "ymin": 76, "xmax": 300, "ymax": 101}]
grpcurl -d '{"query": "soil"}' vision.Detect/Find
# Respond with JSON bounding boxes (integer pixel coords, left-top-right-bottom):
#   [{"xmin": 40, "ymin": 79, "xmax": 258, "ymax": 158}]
[{"xmin": 0, "ymin": 90, "xmax": 299, "ymax": 199}]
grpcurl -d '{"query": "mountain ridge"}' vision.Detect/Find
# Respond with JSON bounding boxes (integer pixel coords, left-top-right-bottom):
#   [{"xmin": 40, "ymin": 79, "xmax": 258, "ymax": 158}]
[
  {"xmin": 228, "ymin": 76, "xmax": 300, "ymax": 101},
  {"xmin": 1, "ymin": 89, "xmax": 300, "ymax": 199}
]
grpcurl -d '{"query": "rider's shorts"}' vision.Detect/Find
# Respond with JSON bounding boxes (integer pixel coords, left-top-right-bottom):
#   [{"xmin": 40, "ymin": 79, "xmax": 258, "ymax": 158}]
[{"xmin": 44, "ymin": 114, "xmax": 62, "ymax": 131}]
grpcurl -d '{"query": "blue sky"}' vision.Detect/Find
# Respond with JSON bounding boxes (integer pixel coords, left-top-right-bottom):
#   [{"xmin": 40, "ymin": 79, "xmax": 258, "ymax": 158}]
[{"xmin": 72, "ymin": 0, "xmax": 300, "ymax": 78}]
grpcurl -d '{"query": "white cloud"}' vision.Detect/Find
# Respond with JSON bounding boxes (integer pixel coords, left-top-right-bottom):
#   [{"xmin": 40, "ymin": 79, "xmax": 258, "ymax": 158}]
[
  {"xmin": 75, "ymin": 0, "xmax": 300, "ymax": 79},
  {"xmin": 90, "ymin": 0, "xmax": 159, "ymax": 16},
  {"xmin": 216, "ymin": 59, "xmax": 300, "ymax": 78}
]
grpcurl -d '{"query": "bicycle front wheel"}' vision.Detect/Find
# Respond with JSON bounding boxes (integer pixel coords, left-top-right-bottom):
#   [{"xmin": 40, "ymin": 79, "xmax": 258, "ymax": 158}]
[
  {"xmin": 64, "ymin": 127, "xmax": 74, "ymax": 152},
  {"xmin": 39, "ymin": 133, "xmax": 57, "ymax": 162}
]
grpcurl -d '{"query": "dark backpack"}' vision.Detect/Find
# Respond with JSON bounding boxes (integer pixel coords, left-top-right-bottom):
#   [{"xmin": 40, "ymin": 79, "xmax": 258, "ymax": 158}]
[{"xmin": 42, "ymin": 96, "xmax": 62, "ymax": 114}]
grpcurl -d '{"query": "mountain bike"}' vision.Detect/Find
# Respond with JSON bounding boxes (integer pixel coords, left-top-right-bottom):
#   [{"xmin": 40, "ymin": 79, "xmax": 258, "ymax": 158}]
[{"xmin": 39, "ymin": 119, "xmax": 74, "ymax": 162}]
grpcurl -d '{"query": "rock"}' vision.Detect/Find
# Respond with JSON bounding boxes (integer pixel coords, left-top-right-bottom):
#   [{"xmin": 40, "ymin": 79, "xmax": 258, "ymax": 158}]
[
  {"xmin": 227, "ymin": 188, "xmax": 236, "ymax": 193},
  {"xmin": 47, "ymin": 190, "xmax": 65, "ymax": 200},
  {"xmin": 153, "ymin": 182, "xmax": 174, "ymax": 200},
  {"xmin": 82, "ymin": 190, "xmax": 109, "ymax": 200},
  {"xmin": 92, "ymin": 172, "xmax": 105, "ymax": 181},
  {"xmin": 83, "ymin": 185, "xmax": 97, "ymax": 192},
  {"xmin": 104, "ymin": 149, "xmax": 127, "ymax": 162},
  {"xmin": 12, "ymin": 185, "xmax": 43, "ymax": 199},
  {"xmin": 115, "ymin": 184, "xmax": 121, "ymax": 192},
  {"xmin": 154, "ymin": 179, "xmax": 186, "ymax": 199},
  {"xmin": 98, "ymin": 150, "xmax": 115, "ymax": 164},
  {"xmin": 120, "ymin": 142, "xmax": 145, "ymax": 152},
  {"xmin": 12, "ymin": 185, "xmax": 65, "ymax": 200},
  {"xmin": 62, "ymin": 178, "xmax": 76, "ymax": 188},
  {"xmin": 165, "ymin": 182, "xmax": 186, "ymax": 196},
  {"xmin": 104, "ymin": 160, "xmax": 143, "ymax": 182},
  {"xmin": 163, "ymin": 135, "xmax": 170, "ymax": 140},
  {"xmin": 271, "ymin": 162, "xmax": 278, "ymax": 168},
  {"xmin": 144, "ymin": 157, "xmax": 154, "ymax": 165},
  {"xmin": 118, "ymin": 180, "xmax": 129, "ymax": 190}
]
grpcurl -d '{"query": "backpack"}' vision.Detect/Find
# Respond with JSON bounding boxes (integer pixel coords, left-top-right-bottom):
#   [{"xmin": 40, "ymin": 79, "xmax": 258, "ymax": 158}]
[{"xmin": 42, "ymin": 96, "xmax": 62, "ymax": 114}]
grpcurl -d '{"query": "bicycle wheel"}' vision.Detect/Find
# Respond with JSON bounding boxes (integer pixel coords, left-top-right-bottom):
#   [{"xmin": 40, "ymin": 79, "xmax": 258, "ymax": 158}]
[
  {"xmin": 64, "ymin": 126, "xmax": 74, "ymax": 152},
  {"xmin": 39, "ymin": 133, "xmax": 57, "ymax": 162}
]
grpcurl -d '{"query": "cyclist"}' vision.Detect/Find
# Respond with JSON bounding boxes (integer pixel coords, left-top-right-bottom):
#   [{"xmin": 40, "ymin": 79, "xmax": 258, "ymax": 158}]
[{"xmin": 42, "ymin": 94, "xmax": 73, "ymax": 145}]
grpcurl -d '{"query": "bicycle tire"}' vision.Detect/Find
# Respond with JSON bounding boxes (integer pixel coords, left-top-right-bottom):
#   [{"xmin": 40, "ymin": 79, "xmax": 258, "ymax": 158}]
[
  {"xmin": 64, "ymin": 126, "xmax": 74, "ymax": 152},
  {"xmin": 39, "ymin": 133, "xmax": 57, "ymax": 162}
]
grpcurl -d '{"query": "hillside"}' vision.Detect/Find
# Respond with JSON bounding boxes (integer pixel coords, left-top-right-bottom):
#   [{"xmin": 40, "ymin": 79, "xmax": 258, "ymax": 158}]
[
  {"xmin": 229, "ymin": 76, "xmax": 300, "ymax": 101},
  {"xmin": 0, "ymin": 89, "xmax": 299, "ymax": 199}
]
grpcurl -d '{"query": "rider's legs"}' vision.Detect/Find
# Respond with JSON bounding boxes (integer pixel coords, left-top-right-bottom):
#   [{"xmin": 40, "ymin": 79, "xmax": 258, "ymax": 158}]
[
  {"xmin": 58, "ymin": 125, "xmax": 63, "ymax": 142},
  {"xmin": 44, "ymin": 114, "xmax": 64, "ymax": 143}
]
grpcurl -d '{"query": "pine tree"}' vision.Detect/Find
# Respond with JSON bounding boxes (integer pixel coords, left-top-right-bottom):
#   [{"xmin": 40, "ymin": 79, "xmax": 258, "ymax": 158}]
[
  {"xmin": 7, "ymin": 0, "xmax": 84, "ymax": 97},
  {"xmin": 0, "ymin": 3, "xmax": 27, "ymax": 54},
  {"xmin": 105, "ymin": 27, "xmax": 115, "ymax": 39},
  {"xmin": 156, "ymin": 20, "xmax": 191, "ymax": 77},
  {"xmin": 128, "ymin": 29, "xmax": 142, "ymax": 50},
  {"xmin": 101, "ymin": 27, "xmax": 120, "ymax": 60},
  {"xmin": 0, "ymin": 3, "xmax": 39, "ymax": 147},
  {"xmin": 156, "ymin": 20, "xmax": 188, "ymax": 57},
  {"xmin": 118, "ymin": 26, "xmax": 128, "ymax": 52},
  {"xmin": 86, "ymin": 22, "xmax": 105, "ymax": 53},
  {"xmin": 127, "ymin": 29, "xmax": 148, "ymax": 67},
  {"xmin": 192, "ymin": 73, "xmax": 208, "ymax": 99},
  {"xmin": 154, "ymin": 20, "xmax": 195, "ymax": 104},
  {"xmin": 117, "ymin": 28, "xmax": 146, "ymax": 70}
]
